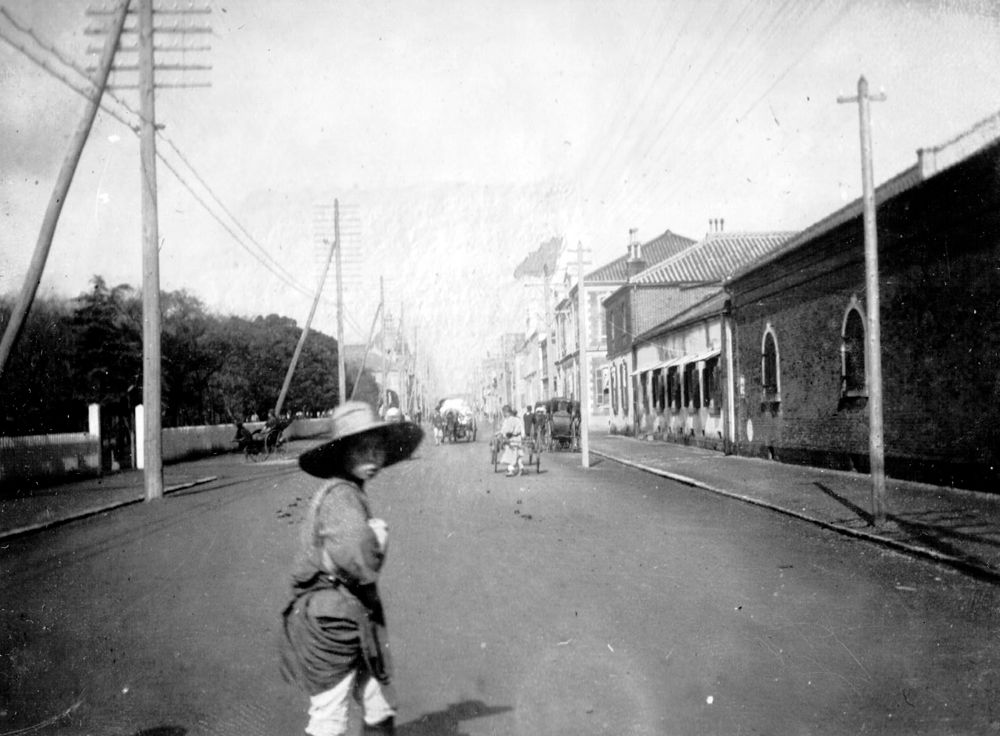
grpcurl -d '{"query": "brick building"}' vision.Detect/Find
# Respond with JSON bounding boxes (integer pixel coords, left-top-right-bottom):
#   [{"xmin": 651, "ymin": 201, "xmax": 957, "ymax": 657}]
[
  {"xmin": 554, "ymin": 228, "xmax": 694, "ymax": 426},
  {"xmin": 725, "ymin": 112, "xmax": 1000, "ymax": 491},
  {"xmin": 604, "ymin": 230, "xmax": 794, "ymax": 437}
]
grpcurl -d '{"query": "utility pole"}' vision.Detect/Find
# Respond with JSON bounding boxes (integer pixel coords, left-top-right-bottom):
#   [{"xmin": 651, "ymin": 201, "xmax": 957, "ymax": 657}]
[
  {"xmin": 839, "ymin": 76, "xmax": 888, "ymax": 527},
  {"xmin": 275, "ymin": 230, "xmax": 337, "ymax": 418},
  {"xmin": 333, "ymin": 200, "xmax": 346, "ymax": 406},
  {"xmin": 575, "ymin": 241, "xmax": 591, "ymax": 468},
  {"xmin": 350, "ymin": 299, "xmax": 382, "ymax": 401},
  {"xmin": 544, "ymin": 264, "xmax": 557, "ymax": 400},
  {"xmin": 0, "ymin": 1, "xmax": 129, "ymax": 380},
  {"xmin": 84, "ymin": 0, "xmax": 211, "ymax": 501},
  {"xmin": 380, "ymin": 277, "xmax": 388, "ymax": 414},
  {"xmin": 398, "ymin": 302, "xmax": 405, "ymax": 415},
  {"xmin": 138, "ymin": 0, "xmax": 163, "ymax": 500}
]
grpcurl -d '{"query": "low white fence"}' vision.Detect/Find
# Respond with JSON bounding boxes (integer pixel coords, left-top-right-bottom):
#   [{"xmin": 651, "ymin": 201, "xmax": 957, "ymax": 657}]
[
  {"xmin": 0, "ymin": 416, "xmax": 333, "ymax": 489},
  {"xmin": 0, "ymin": 432, "xmax": 101, "ymax": 486},
  {"xmin": 161, "ymin": 417, "xmax": 332, "ymax": 461}
]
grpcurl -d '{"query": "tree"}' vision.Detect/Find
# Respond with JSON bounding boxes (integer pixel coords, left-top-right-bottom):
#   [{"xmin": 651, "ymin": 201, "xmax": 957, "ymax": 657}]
[
  {"xmin": 0, "ymin": 296, "xmax": 81, "ymax": 434},
  {"xmin": 70, "ymin": 276, "xmax": 142, "ymax": 410}
]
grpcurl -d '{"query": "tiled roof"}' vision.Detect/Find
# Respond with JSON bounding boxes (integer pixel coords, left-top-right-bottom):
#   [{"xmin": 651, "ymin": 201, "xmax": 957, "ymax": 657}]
[
  {"xmin": 585, "ymin": 229, "xmax": 695, "ymax": 283},
  {"xmin": 634, "ymin": 231, "xmax": 797, "ymax": 284}
]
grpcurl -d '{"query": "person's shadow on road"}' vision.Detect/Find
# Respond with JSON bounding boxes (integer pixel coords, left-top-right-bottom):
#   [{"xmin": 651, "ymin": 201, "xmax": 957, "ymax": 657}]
[{"xmin": 400, "ymin": 699, "xmax": 512, "ymax": 735}]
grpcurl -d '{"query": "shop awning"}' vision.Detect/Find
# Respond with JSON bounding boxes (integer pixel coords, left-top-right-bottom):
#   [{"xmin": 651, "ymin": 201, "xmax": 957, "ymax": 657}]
[
  {"xmin": 632, "ymin": 349, "xmax": 720, "ymax": 375},
  {"xmin": 681, "ymin": 347, "xmax": 721, "ymax": 365},
  {"xmin": 632, "ymin": 356, "xmax": 684, "ymax": 375}
]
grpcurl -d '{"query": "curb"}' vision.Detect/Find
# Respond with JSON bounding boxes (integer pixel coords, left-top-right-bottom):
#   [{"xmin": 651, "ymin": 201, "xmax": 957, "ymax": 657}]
[
  {"xmin": 591, "ymin": 450, "xmax": 1000, "ymax": 584},
  {"xmin": 0, "ymin": 476, "xmax": 219, "ymax": 542}
]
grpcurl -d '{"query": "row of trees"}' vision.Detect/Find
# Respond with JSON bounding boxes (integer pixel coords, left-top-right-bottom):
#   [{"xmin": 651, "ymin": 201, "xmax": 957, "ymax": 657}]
[{"xmin": 0, "ymin": 277, "xmax": 379, "ymax": 435}]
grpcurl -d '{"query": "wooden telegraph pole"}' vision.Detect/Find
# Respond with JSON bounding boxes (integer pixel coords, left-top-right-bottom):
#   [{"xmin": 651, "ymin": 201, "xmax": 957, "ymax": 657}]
[
  {"xmin": 86, "ymin": 0, "xmax": 211, "ymax": 500},
  {"xmin": 137, "ymin": 0, "xmax": 164, "ymax": 500},
  {"xmin": 544, "ymin": 264, "xmax": 557, "ymax": 399},
  {"xmin": 333, "ymin": 200, "xmax": 346, "ymax": 406},
  {"xmin": 575, "ymin": 241, "xmax": 591, "ymax": 468},
  {"xmin": 839, "ymin": 76, "xmax": 888, "ymax": 526},
  {"xmin": 0, "ymin": 1, "xmax": 129, "ymax": 380},
  {"xmin": 380, "ymin": 277, "xmax": 388, "ymax": 413},
  {"xmin": 276, "ymin": 203, "xmax": 339, "ymax": 417}
]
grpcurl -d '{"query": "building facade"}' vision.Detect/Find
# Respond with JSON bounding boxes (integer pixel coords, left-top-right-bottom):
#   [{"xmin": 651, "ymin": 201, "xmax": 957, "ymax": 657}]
[
  {"xmin": 725, "ymin": 112, "xmax": 1000, "ymax": 491},
  {"xmin": 605, "ymin": 230, "xmax": 795, "ymax": 438},
  {"xmin": 554, "ymin": 229, "xmax": 695, "ymax": 427}
]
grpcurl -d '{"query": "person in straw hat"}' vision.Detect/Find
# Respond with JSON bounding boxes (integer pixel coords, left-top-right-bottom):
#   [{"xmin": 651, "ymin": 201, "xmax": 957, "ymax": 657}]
[{"xmin": 279, "ymin": 401, "xmax": 423, "ymax": 736}]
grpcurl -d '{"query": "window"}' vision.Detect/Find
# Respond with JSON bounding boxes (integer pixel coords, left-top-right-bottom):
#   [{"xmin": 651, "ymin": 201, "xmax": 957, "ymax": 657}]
[
  {"xmin": 594, "ymin": 365, "xmax": 606, "ymax": 408},
  {"xmin": 841, "ymin": 303, "xmax": 866, "ymax": 395},
  {"xmin": 667, "ymin": 366, "xmax": 681, "ymax": 412},
  {"xmin": 652, "ymin": 368, "xmax": 664, "ymax": 411},
  {"xmin": 704, "ymin": 356, "xmax": 721, "ymax": 411},
  {"xmin": 611, "ymin": 366, "xmax": 619, "ymax": 414},
  {"xmin": 761, "ymin": 326, "xmax": 780, "ymax": 403},
  {"xmin": 683, "ymin": 361, "xmax": 701, "ymax": 409},
  {"xmin": 619, "ymin": 363, "xmax": 627, "ymax": 416}
]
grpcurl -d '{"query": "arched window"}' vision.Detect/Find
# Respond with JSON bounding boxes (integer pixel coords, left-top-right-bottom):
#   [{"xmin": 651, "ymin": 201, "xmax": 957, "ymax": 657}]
[
  {"xmin": 841, "ymin": 300, "xmax": 866, "ymax": 395},
  {"xmin": 761, "ymin": 325, "xmax": 780, "ymax": 402}
]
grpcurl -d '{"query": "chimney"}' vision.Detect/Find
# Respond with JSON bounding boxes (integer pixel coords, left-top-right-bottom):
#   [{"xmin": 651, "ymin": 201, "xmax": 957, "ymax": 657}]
[{"xmin": 626, "ymin": 227, "xmax": 646, "ymax": 278}]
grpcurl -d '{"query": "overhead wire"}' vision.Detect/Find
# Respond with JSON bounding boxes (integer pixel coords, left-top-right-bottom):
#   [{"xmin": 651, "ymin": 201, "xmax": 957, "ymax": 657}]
[
  {"xmin": 619, "ymin": 0, "xmax": 853, "ymax": 226},
  {"xmin": 594, "ymin": 0, "xmax": 800, "ymax": 218},
  {"xmin": 569, "ymin": 0, "xmax": 706, "ymax": 221},
  {"xmin": 0, "ymin": 7, "xmax": 377, "ymax": 339},
  {"xmin": 601, "ymin": 0, "xmax": 810, "ymax": 221},
  {"xmin": 599, "ymin": 0, "xmax": 846, "ymax": 231}
]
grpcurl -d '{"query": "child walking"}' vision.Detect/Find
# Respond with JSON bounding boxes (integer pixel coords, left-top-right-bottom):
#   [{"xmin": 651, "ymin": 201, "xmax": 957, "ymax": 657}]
[{"xmin": 279, "ymin": 401, "xmax": 423, "ymax": 736}]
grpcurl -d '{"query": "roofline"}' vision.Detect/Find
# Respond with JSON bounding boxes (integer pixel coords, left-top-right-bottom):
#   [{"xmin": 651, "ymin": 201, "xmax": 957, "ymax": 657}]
[{"xmin": 727, "ymin": 109, "xmax": 1000, "ymax": 283}]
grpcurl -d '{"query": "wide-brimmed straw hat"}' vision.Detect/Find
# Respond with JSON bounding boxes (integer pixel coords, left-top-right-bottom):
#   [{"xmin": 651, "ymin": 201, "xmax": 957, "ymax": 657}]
[{"xmin": 298, "ymin": 401, "xmax": 423, "ymax": 478}]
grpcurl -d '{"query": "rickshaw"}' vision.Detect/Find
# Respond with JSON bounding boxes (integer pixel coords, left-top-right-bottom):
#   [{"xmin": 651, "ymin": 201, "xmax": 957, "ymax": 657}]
[
  {"xmin": 545, "ymin": 396, "xmax": 580, "ymax": 451},
  {"xmin": 489, "ymin": 415, "xmax": 541, "ymax": 474}
]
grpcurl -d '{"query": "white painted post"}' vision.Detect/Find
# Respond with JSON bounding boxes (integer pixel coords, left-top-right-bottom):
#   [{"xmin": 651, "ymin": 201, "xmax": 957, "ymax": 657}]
[
  {"xmin": 135, "ymin": 404, "xmax": 145, "ymax": 469},
  {"xmin": 88, "ymin": 403, "xmax": 100, "ymax": 438}
]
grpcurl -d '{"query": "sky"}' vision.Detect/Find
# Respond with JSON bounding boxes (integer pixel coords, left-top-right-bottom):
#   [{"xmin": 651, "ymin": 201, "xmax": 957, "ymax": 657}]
[{"xmin": 1, "ymin": 0, "xmax": 999, "ymax": 394}]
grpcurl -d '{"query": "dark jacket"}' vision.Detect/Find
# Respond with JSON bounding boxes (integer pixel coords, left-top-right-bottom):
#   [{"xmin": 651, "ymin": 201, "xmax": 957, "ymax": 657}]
[{"xmin": 279, "ymin": 479, "xmax": 391, "ymax": 694}]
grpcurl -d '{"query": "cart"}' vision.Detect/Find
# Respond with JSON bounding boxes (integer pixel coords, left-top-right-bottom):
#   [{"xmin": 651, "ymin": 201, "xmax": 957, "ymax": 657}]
[
  {"xmin": 489, "ymin": 431, "xmax": 541, "ymax": 474},
  {"xmin": 545, "ymin": 397, "xmax": 580, "ymax": 451}
]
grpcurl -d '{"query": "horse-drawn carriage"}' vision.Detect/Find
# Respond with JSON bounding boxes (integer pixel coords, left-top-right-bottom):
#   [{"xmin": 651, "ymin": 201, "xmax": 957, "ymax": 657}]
[
  {"xmin": 543, "ymin": 397, "xmax": 580, "ymax": 451},
  {"xmin": 437, "ymin": 397, "xmax": 477, "ymax": 443},
  {"xmin": 233, "ymin": 417, "xmax": 290, "ymax": 460}
]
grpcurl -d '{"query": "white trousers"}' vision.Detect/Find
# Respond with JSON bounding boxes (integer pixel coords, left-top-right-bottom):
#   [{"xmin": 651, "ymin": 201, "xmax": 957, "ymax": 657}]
[{"xmin": 306, "ymin": 671, "xmax": 397, "ymax": 736}]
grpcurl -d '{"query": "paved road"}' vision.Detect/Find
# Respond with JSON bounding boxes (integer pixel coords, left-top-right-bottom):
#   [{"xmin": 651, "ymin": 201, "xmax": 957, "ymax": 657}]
[{"xmin": 2, "ymin": 438, "xmax": 998, "ymax": 735}]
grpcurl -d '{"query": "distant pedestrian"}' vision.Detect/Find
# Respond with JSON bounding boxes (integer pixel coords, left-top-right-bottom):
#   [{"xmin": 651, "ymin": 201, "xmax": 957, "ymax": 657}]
[
  {"xmin": 499, "ymin": 404, "xmax": 524, "ymax": 477},
  {"xmin": 521, "ymin": 405, "xmax": 534, "ymax": 443},
  {"xmin": 431, "ymin": 411, "xmax": 444, "ymax": 445},
  {"xmin": 279, "ymin": 401, "xmax": 423, "ymax": 736}
]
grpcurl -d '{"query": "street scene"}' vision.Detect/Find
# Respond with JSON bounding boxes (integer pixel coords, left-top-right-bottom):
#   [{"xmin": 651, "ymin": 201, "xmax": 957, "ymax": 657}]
[
  {"xmin": 3, "ymin": 438, "xmax": 1000, "ymax": 735},
  {"xmin": 3, "ymin": 1, "xmax": 1000, "ymax": 735}
]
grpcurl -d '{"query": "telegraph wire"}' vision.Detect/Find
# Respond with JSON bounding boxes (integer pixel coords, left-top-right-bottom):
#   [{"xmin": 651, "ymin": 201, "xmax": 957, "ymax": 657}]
[
  {"xmin": 598, "ymin": 0, "xmax": 844, "ymax": 230},
  {"xmin": 0, "ymin": 7, "xmax": 374, "ymax": 334},
  {"xmin": 618, "ymin": 0, "xmax": 852, "ymax": 226},
  {"xmin": 592, "ymin": 0, "xmax": 800, "ymax": 222}
]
